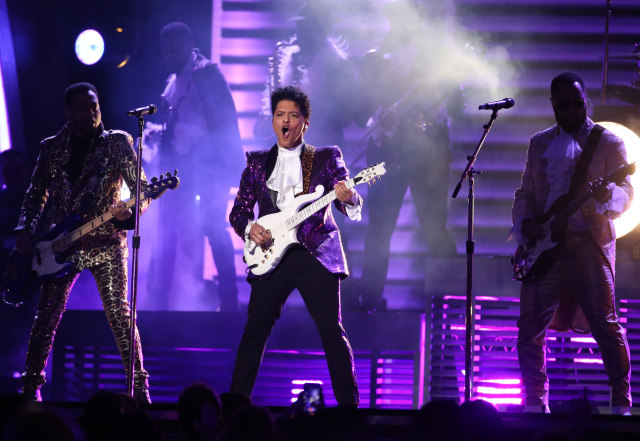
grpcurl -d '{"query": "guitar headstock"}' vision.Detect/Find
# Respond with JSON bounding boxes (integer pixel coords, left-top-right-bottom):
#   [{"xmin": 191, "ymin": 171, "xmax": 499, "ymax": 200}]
[
  {"xmin": 147, "ymin": 171, "xmax": 180, "ymax": 200},
  {"xmin": 354, "ymin": 162, "xmax": 386, "ymax": 186}
]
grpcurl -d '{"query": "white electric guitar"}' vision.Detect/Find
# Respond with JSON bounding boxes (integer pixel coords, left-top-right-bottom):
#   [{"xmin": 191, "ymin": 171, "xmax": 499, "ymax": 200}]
[{"xmin": 243, "ymin": 163, "xmax": 386, "ymax": 276}]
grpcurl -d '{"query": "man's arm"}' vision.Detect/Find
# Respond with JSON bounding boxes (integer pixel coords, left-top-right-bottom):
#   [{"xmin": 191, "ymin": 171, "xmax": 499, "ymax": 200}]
[
  {"xmin": 113, "ymin": 132, "xmax": 149, "ymax": 229},
  {"xmin": 328, "ymin": 147, "xmax": 362, "ymax": 220},
  {"xmin": 510, "ymin": 136, "xmax": 542, "ymax": 245},
  {"xmin": 229, "ymin": 154, "xmax": 258, "ymax": 238}
]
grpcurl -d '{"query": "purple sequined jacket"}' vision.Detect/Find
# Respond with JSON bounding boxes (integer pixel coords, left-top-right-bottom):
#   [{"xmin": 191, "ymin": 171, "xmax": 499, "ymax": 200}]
[{"xmin": 229, "ymin": 144, "xmax": 361, "ymax": 278}]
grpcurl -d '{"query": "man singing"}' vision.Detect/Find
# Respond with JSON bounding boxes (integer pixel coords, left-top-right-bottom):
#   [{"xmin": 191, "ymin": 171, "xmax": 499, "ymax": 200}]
[{"xmin": 229, "ymin": 85, "xmax": 360, "ymax": 406}]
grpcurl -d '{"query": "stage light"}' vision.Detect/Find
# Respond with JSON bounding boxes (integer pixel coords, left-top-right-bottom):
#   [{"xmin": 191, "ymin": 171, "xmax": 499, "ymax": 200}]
[
  {"xmin": 75, "ymin": 29, "xmax": 105, "ymax": 65},
  {"xmin": 597, "ymin": 121, "xmax": 640, "ymax": 238}
]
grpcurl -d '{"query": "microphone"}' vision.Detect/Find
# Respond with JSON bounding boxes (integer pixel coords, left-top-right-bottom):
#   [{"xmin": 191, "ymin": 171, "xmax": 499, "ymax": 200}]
[
  {"xmin": 478, "ymin": 98, "xmax": 515, "ymax": 111},
  {"xmin": 127, "ymin": 104, "xmax": 157, "ymax": 117}
]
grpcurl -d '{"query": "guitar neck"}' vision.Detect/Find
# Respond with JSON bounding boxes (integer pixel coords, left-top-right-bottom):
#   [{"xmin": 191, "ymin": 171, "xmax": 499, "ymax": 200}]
[
  {"xmin": 52, "ymin": 195, "xmax": 141, "ymax": 253},
  {"xmin": 286, "ymin": 178, "xmax": 356, "ymax": 230}
]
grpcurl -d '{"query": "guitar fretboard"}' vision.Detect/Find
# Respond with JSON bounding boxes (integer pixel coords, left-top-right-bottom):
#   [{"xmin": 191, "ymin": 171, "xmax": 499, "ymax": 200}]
[
  {"xmin": 285, "ymin": 178, "xmax": 356, "ymax": 230},
  {"xmin": 51, "ymin": 191, "xmax": 149, "ymax": 254}
]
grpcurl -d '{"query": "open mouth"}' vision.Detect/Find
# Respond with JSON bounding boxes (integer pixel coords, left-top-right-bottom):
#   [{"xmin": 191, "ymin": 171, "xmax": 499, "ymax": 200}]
[{"xmin": 282, "ymin": 127, "xmax": 289, "ymax": 136}]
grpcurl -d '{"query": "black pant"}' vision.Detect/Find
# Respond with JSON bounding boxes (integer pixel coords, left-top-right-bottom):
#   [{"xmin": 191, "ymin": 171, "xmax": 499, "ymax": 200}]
[{"xmin": 230, "ymin": 247, "xmax": 359, "ymax": 406}]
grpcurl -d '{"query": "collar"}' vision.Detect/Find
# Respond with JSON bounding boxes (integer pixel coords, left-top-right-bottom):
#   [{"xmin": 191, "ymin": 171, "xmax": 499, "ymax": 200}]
[{"xmin": 277, "ymin": 141, "xmax": 304, "ymax": 156}]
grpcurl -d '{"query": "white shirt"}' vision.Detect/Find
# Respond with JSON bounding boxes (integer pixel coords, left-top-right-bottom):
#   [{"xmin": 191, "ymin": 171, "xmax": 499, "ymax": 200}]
[{"xmin": 246, "ymin": 142, "xmax": 362, "ymax": 236}]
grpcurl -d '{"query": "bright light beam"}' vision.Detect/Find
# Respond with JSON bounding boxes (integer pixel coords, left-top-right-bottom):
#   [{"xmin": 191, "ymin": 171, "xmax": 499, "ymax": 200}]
[{"xmin": 597, "ymin": 121, "xmax": 640, "ymax": 238}]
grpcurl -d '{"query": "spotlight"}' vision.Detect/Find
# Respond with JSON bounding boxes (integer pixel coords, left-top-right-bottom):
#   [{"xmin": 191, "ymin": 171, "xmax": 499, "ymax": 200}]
[
  {"xmin": 597, "ymin": 121, "xmax": 640, "ymax": 238},
  {"xmin": 75, "ymin": 29, "xmax": 105, "ymax": 66}
]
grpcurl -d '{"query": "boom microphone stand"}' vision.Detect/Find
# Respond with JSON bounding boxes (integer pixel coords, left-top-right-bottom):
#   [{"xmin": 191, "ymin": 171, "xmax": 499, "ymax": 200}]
[
  {"xmin": 451, "ymin": 98, "xmax": 514, "ymax": 401},
  {"xmin": 126, "ymin": 104, "xmax": 156, "ymax": 397}
]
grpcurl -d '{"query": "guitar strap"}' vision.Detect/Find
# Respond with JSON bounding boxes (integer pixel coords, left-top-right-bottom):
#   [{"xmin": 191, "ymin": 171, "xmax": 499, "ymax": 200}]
[
  {"xmin": 540, "ymin": 124, "xmax": 604, "ymax": 223},
  {"xmin": 296, "ymin": 144, "xmax": 316, "ymax": 196}
]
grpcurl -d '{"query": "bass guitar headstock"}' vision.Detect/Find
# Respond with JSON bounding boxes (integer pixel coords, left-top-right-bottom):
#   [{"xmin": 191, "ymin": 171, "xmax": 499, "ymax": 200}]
[{"xmin": 147, "ymin": 170, "xmax": 180, "ymax": 200}]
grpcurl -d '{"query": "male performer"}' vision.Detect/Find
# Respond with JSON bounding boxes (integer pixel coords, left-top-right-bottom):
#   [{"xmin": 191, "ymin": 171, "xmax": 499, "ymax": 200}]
[
  {"xmin": 512, "ymin": 72, "xmax": 632, "ymax": 414},
  {"xmin": 146, "ymin": 22, "xmax": 243, "ymax": 311},
  {"xmin": 356, "ymin": 0, "xmax": 460, "ymax": 312},
  {"xmin": 229, "ymin": 85, "xmax": 360, "ymax": 406},
  {"xmin": 14, "ymin": 82, "xmax": 151, "ymax": 402}
]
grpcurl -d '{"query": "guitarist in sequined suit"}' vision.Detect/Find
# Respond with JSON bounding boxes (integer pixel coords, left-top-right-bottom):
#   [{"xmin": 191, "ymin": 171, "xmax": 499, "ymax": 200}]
[{"xmin": 13, "ymin": 83, "xmax": 151, "ymax": 403}]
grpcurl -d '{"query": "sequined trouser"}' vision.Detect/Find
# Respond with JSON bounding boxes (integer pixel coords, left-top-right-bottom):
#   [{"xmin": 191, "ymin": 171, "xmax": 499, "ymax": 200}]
[
  {"xmin": 517, "ymin": 235, "xmax": 631, "ymax": 407},
  {"xmin": 22, "ymin": 250, "xmax": 149, "ymax": 395}
]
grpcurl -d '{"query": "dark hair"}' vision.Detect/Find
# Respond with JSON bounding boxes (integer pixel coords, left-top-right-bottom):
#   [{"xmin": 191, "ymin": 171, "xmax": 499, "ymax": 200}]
[
  {"xmin": 160, "ymin": 21, "xmax": 193, "ymax": 42},
  {"xmin": 64, "ymin": 82, "xmax": 98, "ymax": 108},
  {"xmin": 177, "ymin": 382, "xmax": 222, "ymax": 437},
  {"xmin": 270, "ymin": 85, "xmax": 312, "ymax": 119},
  {"xmin": 550, "ymin": 72, "xmax": 586, "ymax": 96},
  {"xmin": 0, "ymin": 149, "xmax": 26, "ymax": 163}
]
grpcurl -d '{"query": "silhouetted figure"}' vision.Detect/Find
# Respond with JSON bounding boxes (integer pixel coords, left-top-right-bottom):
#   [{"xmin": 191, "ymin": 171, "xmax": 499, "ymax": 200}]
[
  {"xmin": 219, "ymin": 391, "xmax": 251, "ymax": 426},
  {"xmin": 82, "ymin": 391, "xmax": 138, "ymax": 441},
  {"xmin": 146, "ymin": 22, "xmax": 243, "ymax": 311},
  {"xmin": 357, "ymin": 1, "xmax": 460, "ymax": 312},
  {"xmin": 404, "ymin": 399, "xmax": 465, "ymax": 441},
  {"xmin": 0, "ymin": 150, "xmax": 35, "ymax": 393},
  {"xmin": 178, "ymin": 382, "xmax": 223, "ymax": 441},
  {"xmin": 222, "ymin": 404, "xmax": 277, "ymax": 441}
]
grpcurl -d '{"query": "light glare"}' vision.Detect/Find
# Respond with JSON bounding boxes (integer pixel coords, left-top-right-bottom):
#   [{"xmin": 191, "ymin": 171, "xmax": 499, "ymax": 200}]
[{"xmin": 75, "ymin": 29, "xmax": 105, "ymax": 65}]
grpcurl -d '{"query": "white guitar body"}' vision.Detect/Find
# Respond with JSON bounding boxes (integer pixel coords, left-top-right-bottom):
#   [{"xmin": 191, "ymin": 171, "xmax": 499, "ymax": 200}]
[
  {"xmin": 243, "ymin": 186, "xmax": 325, "ymax": 276},
  {"xmin": 32, "ymin": 236, "xmax": 70, "ymax": 279}
]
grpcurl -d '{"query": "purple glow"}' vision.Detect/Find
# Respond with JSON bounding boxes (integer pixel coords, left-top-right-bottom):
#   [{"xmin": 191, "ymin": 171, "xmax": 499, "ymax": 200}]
[
  {"xmin": 291, "ymin": 379, "xmax": 323, "ymax": 385},
  {"xmin": 574, "ymin": 358, "xmax": 603, "ymax": 364},
  {"xmin": 174, "ymin": 347, "xmax": 231, "ymax": 353},
  {"xmin": 482, "ymin": 397, "xmax": 523, "ymax": 405},
  {"xmin": 479, "ymin": 378, "xmax": 521, "ymax": 385},
  {"xmin": 476, "ymin": 386, "xmax": 522, "ymax": 395},
  {"xmin": 570, "ymin": 337, "xmax": 597, "ymax": 344},
  {"xmin": 418, "ymin": 313, "xmax": 426, "ymax": 407},
  {"xmin": 0, "ymin": 59, "xmax": 10, "ymax": 151}
]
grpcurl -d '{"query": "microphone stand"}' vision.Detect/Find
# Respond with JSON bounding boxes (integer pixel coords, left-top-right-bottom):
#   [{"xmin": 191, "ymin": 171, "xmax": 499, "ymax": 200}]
[
  {"xmin": 451, "ymin": 108, "xmax": 500, "ymax": 402},
  {"xmin": 126, "ymin": 114, "xmax": 147, "ymax": 397}
]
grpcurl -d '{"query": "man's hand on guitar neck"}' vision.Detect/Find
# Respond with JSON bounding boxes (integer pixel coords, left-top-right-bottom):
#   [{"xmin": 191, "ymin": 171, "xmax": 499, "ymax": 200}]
[
  {"xmin": 109, "ymin": 202, "xmax": 133, "ymax": 221},
  {"xmin": 335, "ymin": 181, "xmax": 356, "ymax": 205},
  {"xmin": 249, "ymin": 223, "xmax": 272, "ymax": 246},
  {"xmin": 591, "ymin": 180, "xmax": 614, "ymax": 204}
]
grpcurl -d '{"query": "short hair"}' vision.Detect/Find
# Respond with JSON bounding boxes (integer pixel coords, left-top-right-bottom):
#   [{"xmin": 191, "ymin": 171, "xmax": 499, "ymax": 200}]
[
  {"xmin": 550, "ymin": 72, "xmax": 586, "ymax": 96},
  {"xmin": 64, "ymin": 82, "xmax": 98, "ymax": 108},
  {"xmin": 270, "ymin": 85, "xmax": 312, "ymax": 119},
  {"xmin": 177, "ymin": 382, "xmax": 222, "ymax": 437},
  {"xmin": 160, "ymin": 22, "xmax": 193, "ymax": 42}
]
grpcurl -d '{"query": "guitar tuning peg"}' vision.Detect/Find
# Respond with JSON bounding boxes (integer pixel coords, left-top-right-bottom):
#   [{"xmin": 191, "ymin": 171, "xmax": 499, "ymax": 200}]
[
  {"xmin": 165, "ymin": 172, "xmax": 171, "ymax": 178},
  {"xmin": 174, "ymin": 169, "xmax": 178, "ymax": 176},
  {"xmin": 151, "ymin": 177, "xmax": 158, "ymax": 183}
]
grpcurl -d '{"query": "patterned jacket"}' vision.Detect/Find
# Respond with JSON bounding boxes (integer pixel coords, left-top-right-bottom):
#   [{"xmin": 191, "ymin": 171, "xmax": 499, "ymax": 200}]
[
  {"xmin": 229, "ymin": 144, "xmax": 360, "ymax": 278},
  {"xmin": 17, "ymin": 123, "xmax": 149, "ymax": 267},
  {"xmin": 512, "ymin": 118, "xmax": 633, "ymax": 274}
]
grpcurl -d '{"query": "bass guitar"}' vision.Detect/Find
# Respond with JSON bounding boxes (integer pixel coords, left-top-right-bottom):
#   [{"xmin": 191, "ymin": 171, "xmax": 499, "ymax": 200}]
[
  {"xmin": 244, "ymin": 163, "xmax": 386, "ymax": 276},
  {"xmin": 512, "ymin": 163, "xmax": 635, "ymax": 282},
  {"xmin": 1, "ymin": 172, "xmax": 180, "ymax": 306}
]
